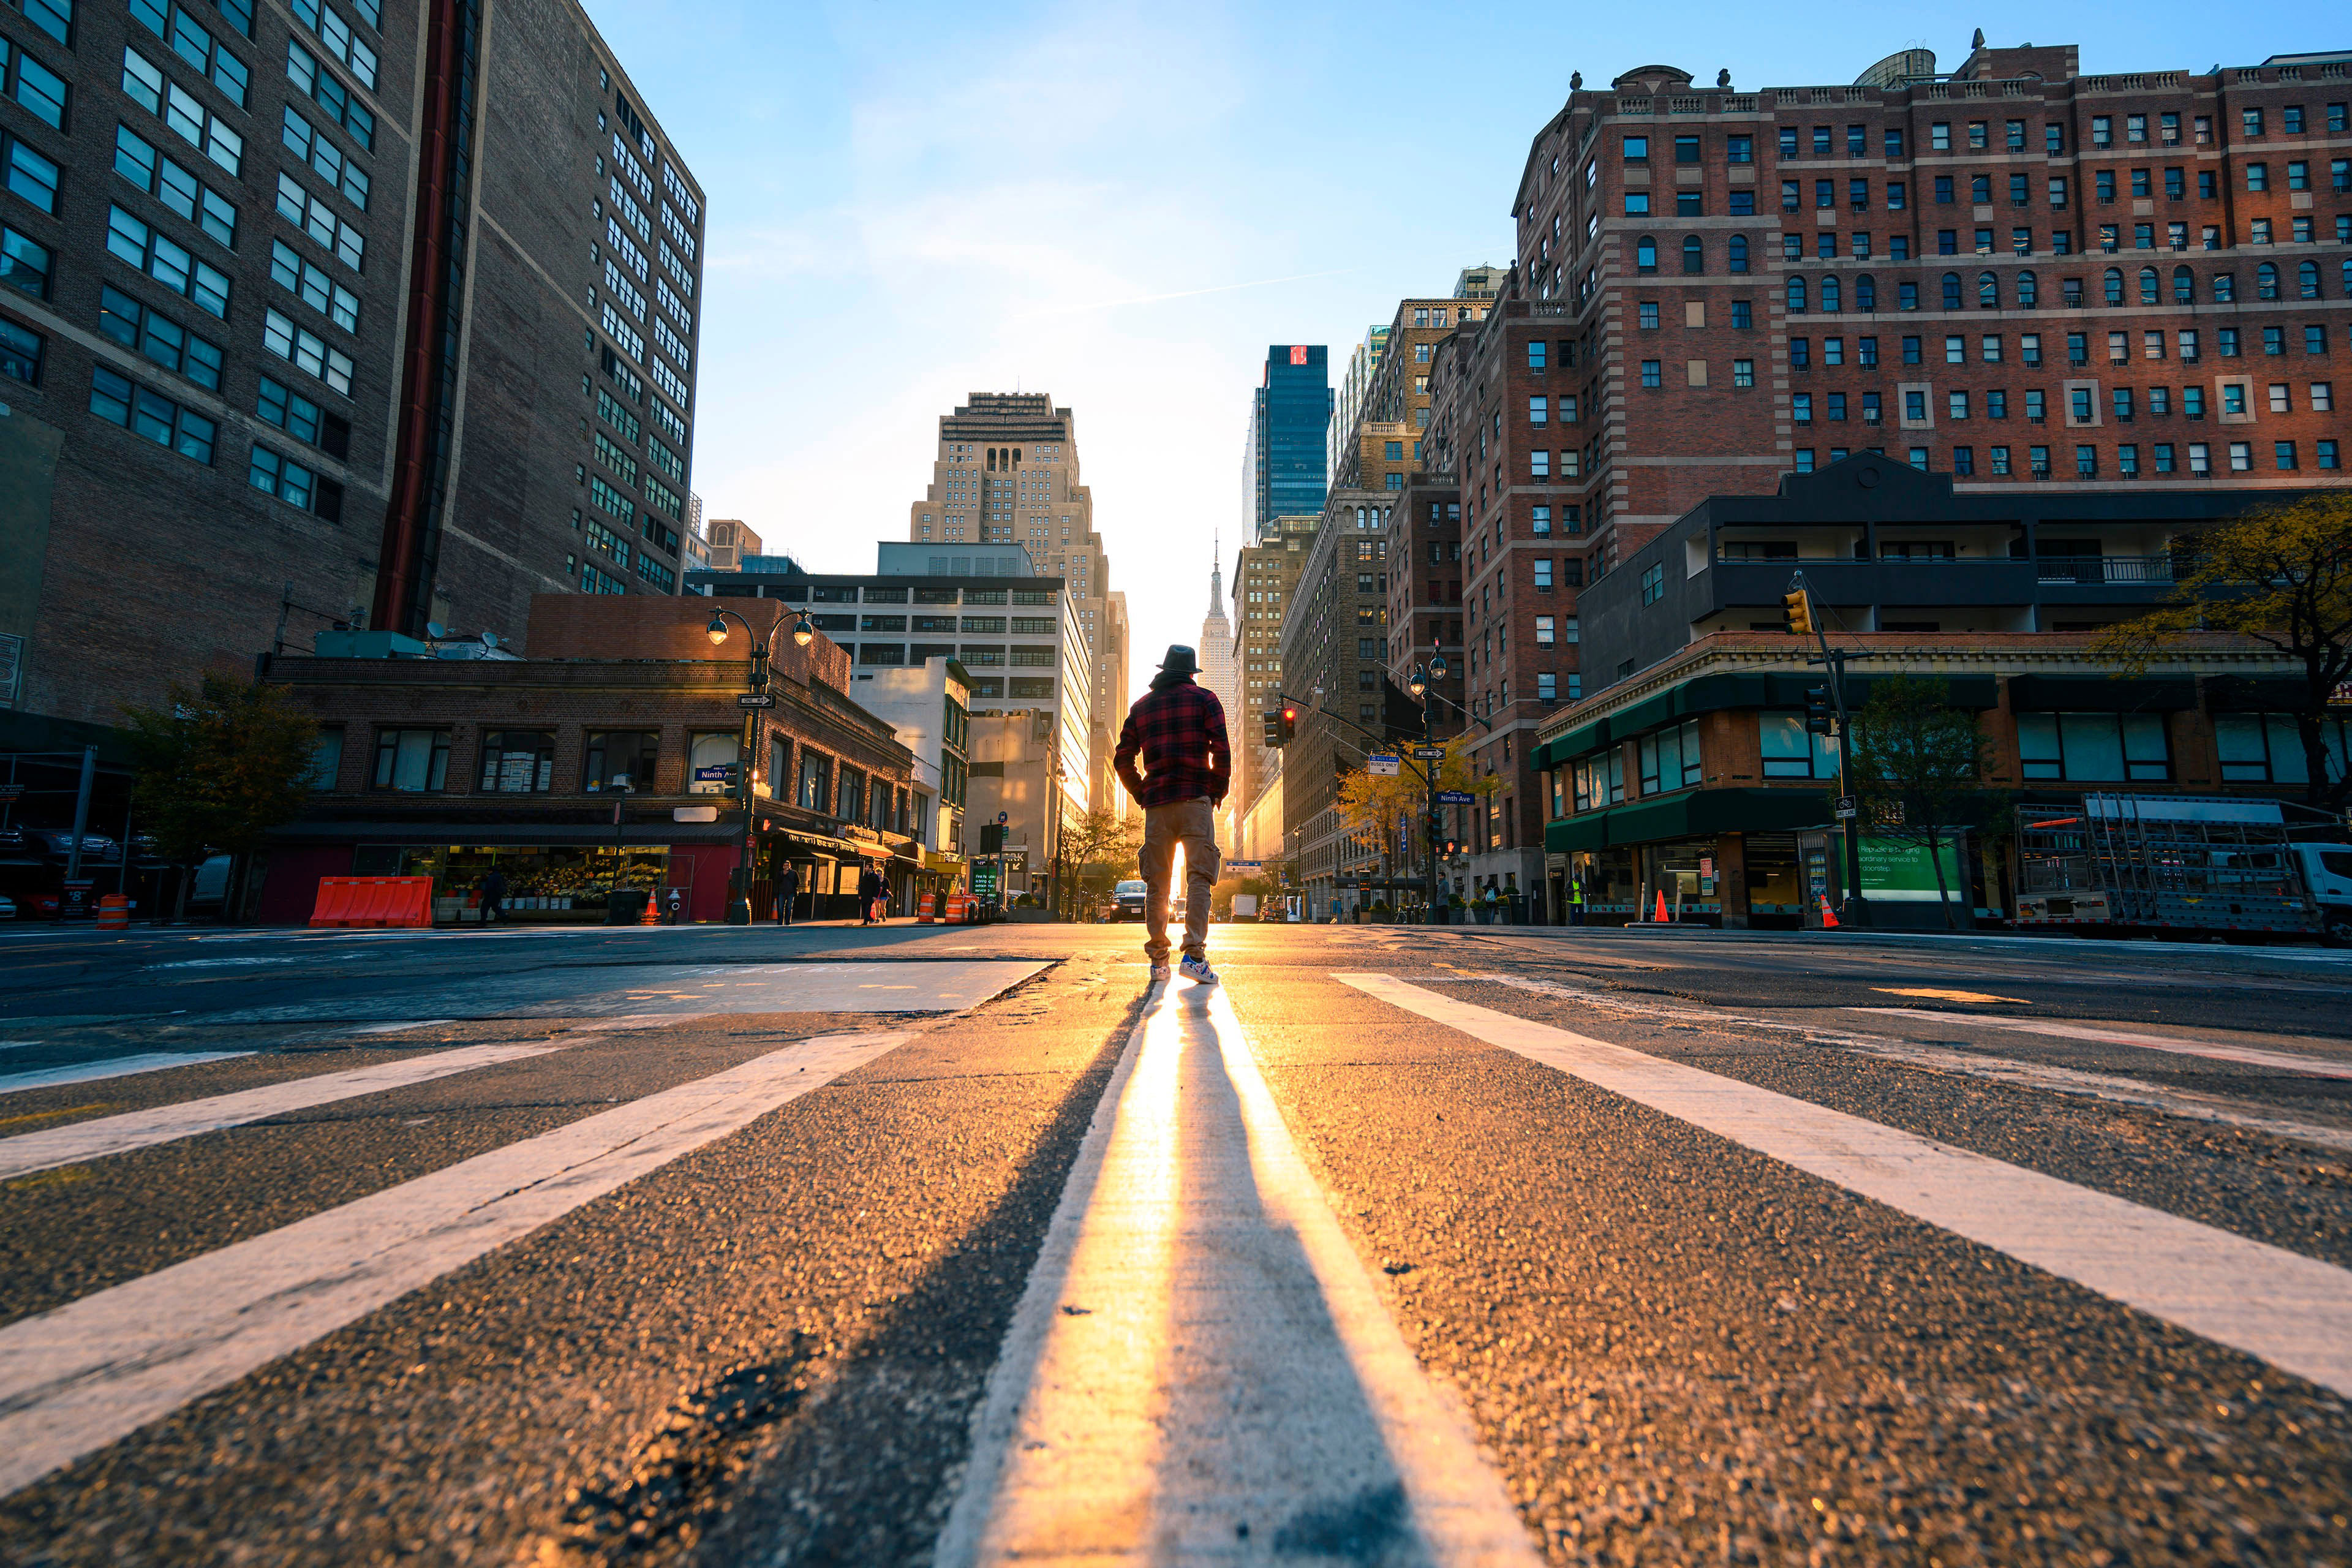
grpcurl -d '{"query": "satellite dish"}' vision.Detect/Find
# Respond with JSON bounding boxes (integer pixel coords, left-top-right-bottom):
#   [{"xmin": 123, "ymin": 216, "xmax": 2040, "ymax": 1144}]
[
  {"xmin": 481, "ymin": 630, "xmax": 499, "ymax": 647},
  {"xmin": 426, "ymin": 621, "xmax": 448, "ymax": 639}
]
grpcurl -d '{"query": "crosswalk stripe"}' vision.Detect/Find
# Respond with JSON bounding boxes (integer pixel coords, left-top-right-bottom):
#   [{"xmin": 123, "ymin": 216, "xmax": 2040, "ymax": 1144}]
[
  {"xmin": 0, "ymin": 1030, "xmax": 909, "ymax": 1498},
  {"xmin": 1849, "ymin": 1008, "xmax": 2352, "ymax": 1080},
  {"xmin": 0, "ymin": 1053, "xmax": 252, "ymax": 1097},
  {"xmin": 0, "ymin": 1042, "xmax": 568, "ymax": 1182},
  {"xmin": 1338, "ymin": 973, "xmax": 2352, "ymax": 1399},
  {"xmin": 940, "ymin": 982, "xmax": 1540, "ymax": 1566}
]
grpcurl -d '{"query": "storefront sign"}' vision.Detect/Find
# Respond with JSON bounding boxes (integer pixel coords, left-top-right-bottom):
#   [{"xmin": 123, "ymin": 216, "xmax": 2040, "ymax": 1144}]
[
  {"xmin": 1858, "ymin": 835, "xmax": 1965, "ymax": 903},
  {"xmin": 673, "ymin": 806, "xmax": 718, "ymax": 823}
]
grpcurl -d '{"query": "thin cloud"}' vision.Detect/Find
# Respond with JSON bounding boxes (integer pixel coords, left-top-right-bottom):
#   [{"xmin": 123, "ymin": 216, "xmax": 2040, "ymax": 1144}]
[{"xmin": 1028, "ymin": 268, "xmax": 1357, "ymax": 319}]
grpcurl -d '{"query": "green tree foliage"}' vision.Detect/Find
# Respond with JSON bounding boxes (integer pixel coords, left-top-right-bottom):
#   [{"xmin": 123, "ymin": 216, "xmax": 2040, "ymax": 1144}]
[
  {"xmin": 1845, "ymin": 676, "xmax": 1997, "ymax": 931},
  {"xmin": 2091, "ymin": 492, "xmax": 2352, "ymax": 812},
  {"xmin": 120, "ymin": 674, "xmax": 320, "ymax": 869}
]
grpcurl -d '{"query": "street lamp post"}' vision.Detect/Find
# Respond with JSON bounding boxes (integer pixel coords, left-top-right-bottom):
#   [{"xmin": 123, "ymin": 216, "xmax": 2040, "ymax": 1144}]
[{"xmin": 706, "ymin": 604, "xmax": 815, "ymax": 925}]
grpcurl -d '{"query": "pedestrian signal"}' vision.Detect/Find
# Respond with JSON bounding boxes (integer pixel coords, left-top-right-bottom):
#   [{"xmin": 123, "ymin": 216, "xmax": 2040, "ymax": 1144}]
[{"xmin": 1782, "ymin": 589, "xmax": 1814, "ymax": 636}]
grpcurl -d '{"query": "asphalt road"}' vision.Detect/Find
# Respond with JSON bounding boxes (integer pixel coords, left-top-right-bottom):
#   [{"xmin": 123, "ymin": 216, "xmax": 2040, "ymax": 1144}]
[{"xmin": 1, "ymin": 916, "xmax": 2348, "ymax": 1566}]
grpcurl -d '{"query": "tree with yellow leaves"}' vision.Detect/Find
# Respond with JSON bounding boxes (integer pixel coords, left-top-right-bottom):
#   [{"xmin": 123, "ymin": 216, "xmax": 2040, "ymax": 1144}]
[
  {"xmin": 2092, "ymin": 492, "xmax": 2352, "ymax": 813},
  {"xmin": 1333, "ymin": 733, "xmax": 1499, "ymax": 903}
]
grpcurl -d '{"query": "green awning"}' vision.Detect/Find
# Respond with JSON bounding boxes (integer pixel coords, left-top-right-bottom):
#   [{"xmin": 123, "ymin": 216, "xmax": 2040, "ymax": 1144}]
[{"xmin": 1544, "ymin": 787, "xmax": 1833, "ymax": 854}]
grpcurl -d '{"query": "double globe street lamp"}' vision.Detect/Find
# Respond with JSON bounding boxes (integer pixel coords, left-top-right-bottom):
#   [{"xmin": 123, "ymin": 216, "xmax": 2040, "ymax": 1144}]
[{"xmin": 705, "ymin": 605, "xmax": 816, "ymax": 924}]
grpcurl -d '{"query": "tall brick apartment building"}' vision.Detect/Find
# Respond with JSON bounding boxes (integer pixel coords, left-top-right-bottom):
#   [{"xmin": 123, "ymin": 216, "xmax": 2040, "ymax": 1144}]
[
  {"xmin": 1, "ymin": 0, "xmax": 704, "ymax": 739},
  {"xmin": 1280, "ymin": 490, "xmax": 1392, "ymax": 913},
  {"xmin": 1424, "ymin": 36, "xmax": 2352, "ymax": 905}
]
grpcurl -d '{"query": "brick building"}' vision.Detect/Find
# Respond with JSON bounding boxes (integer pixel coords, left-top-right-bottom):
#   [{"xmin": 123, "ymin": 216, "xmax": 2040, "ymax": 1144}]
[
  {"xmin": 1279, "ymin": 489, "xmax": 1392, "ymax": 914},
  {"xmin": 1, "ymin": 0, "xmax": 704, "ymax": 740},
  {"xmin": 1229, "ymin": 511, "xmax": 1316, "ymax": 837},
  {"xmin": 255, "ymin": 595, "xmax": 922, "ymax": 925},
  {"xmin": 1421, "ymin": 36, "xmax": 2352, "ymax": 912},
  {"xmin": 1532, "ymin": 457, "xmax": 2345, "ymax": 925}
]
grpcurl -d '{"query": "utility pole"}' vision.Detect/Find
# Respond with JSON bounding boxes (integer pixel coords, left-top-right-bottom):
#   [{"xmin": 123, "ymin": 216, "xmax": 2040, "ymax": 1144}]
[
  {"xmin": 63, "ymin": 745, "xmax": 96, "ymax": 899},
  {"xmin": 1787, "ymin": 571, "xmax": 1867, "ymax": 925}
]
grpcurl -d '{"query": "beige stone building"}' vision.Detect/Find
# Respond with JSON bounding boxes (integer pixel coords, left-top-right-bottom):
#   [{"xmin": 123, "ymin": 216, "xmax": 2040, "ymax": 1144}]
[
  {"xmin": 1229, "ymin": 513, "xmax": 1318, "ymax": 845},
  {"xmin": 703, "ymin": 518, "xmax": 764, "ymax": 571},
  {"xmin": 904, "ymin": 393, "xmax": 1125, "ymax": 813}
]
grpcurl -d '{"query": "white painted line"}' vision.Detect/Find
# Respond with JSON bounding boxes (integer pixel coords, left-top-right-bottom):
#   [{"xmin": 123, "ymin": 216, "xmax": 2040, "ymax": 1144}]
[
  {"xmin": 940, "ymin": 982, "xmax": 1540, "ymax": 1566},
  {"xmin": 1340, "ymin": 973, "xmax": 2352, "ymax": 1399},
  {"xmin": 0, "ymin": 1053, "xmax": 252, "ymax": 1098},
  {"xmin": 1457, "ymin": 973, "xmax": 2352, "ymax": 1155},
  {"xmin": 0, "ymin": 1042, "xmax": 567, "ymax": 1182},
  {"xmin": 0, "ymin": 1030, "xmax": 908, "ymax": 1498},
  {"xmin": 1849, "ymin": 1008, "xmax": 2352, "ymax": 1080}
]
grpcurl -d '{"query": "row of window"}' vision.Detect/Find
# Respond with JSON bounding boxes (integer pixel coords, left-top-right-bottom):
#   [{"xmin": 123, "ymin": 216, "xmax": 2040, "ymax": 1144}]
[{"xmin": 1785, "ymin": 439, "xmax": 2340, "ymax": 477}]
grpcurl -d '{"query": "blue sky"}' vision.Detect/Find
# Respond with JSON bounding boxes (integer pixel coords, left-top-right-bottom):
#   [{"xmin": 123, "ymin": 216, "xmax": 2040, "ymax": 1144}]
[{"xmin": 582, "ymin": 0, "xmax": 2343, "ymax": 697}]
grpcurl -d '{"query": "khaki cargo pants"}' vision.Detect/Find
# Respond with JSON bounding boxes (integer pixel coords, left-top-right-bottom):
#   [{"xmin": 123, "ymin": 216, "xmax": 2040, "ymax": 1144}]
[{"xmin": 1139, "ymin": 795, "xmax": 1219, "ymax": 964}]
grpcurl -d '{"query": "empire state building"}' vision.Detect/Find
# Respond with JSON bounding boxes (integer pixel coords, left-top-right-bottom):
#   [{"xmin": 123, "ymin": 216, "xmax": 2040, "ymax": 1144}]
[{"xmin": 1199, "ymin": 542, "xmax": 1237, "ymax": 727}]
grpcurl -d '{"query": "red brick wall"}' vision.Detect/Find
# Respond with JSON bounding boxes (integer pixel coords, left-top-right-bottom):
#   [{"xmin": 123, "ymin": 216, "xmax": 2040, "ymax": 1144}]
[{"xmin": 524, "ymin": 594, "xmax": 852, "ymax": 690}]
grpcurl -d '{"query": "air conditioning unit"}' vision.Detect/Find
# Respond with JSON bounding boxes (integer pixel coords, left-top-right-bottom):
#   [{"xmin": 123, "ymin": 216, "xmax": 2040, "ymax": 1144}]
[{"xmin": 1863, "ymin": 409, "xmax": 1882, "ymax": 423}]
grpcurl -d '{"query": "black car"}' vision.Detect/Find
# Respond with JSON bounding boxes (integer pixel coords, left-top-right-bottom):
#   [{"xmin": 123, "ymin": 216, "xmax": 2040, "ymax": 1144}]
[{"xmin": 1110, "ymin": 880, "xmax": 1149, "ymax": 921}]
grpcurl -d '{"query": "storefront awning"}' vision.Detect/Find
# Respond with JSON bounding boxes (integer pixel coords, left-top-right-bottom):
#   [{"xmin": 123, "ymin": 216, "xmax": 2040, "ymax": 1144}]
[{"xmin": 1545, "ymin": 787, "xmax": 1833, "ymax": 855}]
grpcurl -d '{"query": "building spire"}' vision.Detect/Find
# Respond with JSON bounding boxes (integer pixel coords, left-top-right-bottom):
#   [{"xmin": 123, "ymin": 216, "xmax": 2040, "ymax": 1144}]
[{"xmin": 1208, "ymin": 532, "xmax": 1223, "ymax": 616}]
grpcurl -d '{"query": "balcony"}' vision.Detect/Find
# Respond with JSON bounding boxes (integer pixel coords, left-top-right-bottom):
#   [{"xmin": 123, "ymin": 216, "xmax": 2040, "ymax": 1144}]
[{"xmin": 2034, "ymin": 554, "xmax": 2176, "ymax": 585}]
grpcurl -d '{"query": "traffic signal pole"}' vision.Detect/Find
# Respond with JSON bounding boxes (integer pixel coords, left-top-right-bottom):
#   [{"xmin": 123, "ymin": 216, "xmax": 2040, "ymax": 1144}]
[{"xmin": 1787, "ymin": 572, "xmax": 1867, "ymax": 926}]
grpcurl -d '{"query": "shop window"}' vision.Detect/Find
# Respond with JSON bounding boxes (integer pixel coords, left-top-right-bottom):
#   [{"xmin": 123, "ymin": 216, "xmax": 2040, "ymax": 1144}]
[
  {"xmin": 2015, "ymin": 712, "xmax": 2170, "ymax": 781},
  {"xmin": 477, "ymin": 730, "xmax": 555, "ymax": 793},
  {"xmin": 584, "ymin": 729, "xmax": 659, "ymax": 792},
  {"xmin": 688, "ymin": 730, "xmax": 741, "ymax": 794},
  {"xmin": 372, "ymin": 728, "xmax": 449, "ymax": 792}
]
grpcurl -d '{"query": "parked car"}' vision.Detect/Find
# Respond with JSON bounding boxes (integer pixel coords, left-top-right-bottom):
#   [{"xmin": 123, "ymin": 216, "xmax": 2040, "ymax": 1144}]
[
  {"xmin": 24, "ymin": 829, "xmax": 120, "ymax": 863},
  {"xmin": 1110, "ymin": 879, "xmax": 1149, "ymax": 921},
  {"xmin": 0, "ymin": 892, "xmax": 16, "ymax": 920}
]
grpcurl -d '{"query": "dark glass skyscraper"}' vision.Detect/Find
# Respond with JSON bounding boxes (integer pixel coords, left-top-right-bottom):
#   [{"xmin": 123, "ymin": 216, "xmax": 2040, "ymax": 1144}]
[{"xmin": 1249, "ymin": 345, "xmax": 1330, "ymax": 531}]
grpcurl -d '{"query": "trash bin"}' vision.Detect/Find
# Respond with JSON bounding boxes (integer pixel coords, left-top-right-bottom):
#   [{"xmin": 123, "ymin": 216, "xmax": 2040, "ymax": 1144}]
[{"xmin": 605, "ymin": 888, "xmax": 649, "ymax": 925}]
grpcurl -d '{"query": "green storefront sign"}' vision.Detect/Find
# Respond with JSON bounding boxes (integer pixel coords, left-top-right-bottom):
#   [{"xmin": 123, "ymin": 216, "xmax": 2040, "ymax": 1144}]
[
  {"xmin": 1857, "ymin": 835, "xmax": 1965, "ymax": 903},
  {"xmin": 971, "ymin": 863, "xmax": 999, "ymax": 902}
]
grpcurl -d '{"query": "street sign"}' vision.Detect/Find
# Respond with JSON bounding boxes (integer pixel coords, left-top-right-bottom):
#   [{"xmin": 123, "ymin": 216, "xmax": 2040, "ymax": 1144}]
[
  {"xmin": 736, "ymin": 693, "xmax": 775, "ymax": 708},
  {"xmin": 1700, "ymin": 856, "xmax": 1715, "ymax": 878},
  {"xmin": 0, "ymin": 783, "xmax": 20, "ymax": 802},
  {"xmin": 1227, "ymin": 860, "xmax": 1262, "ymax": 872},
  {"xmin": 1435, "ymin": 789, "xmax": 1476, "ymax": 805},
  {"xmin": 1836, "ymin": 794, "xmax": 1858, "ymax": 820},
  {"xmin": 1366, "ymin": 753, "xmax": 1401, "ymax": 777},
  {"xmin": 997, "ymin": 811, "xmax": 1009, "ymax": 825},
  {"xmin": 1411, "ymin": 745, "xmax": 1446, "ymax": 761}
]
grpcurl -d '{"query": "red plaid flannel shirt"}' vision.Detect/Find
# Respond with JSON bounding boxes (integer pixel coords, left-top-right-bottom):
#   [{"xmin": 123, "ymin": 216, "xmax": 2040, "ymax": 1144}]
[{"xmin": 1114, "ymin": 680, "xmax": 1231, "ymax": 809}]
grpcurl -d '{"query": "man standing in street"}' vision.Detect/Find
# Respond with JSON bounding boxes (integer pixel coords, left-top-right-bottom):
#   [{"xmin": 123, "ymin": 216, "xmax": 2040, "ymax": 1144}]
[{"xmin": 1114, "ymin": 644, "xmax": 1229, "ymax": 986}]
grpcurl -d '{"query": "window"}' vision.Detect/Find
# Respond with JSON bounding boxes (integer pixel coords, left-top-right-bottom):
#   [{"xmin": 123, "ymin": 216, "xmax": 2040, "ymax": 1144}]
[
  {"xmin": 1640, "ymin": 359, "xmax": 1661, "ymax": 388},
  {"xmin": 282, "ymin": 105, "xmax": 369, "ymax": 208},
  {"xmin": 89, "ymin": 364, "xmax": 216, "ymax": 461},
  {"xmin": 1638, "ymin": 300, "xmax": 1659, "ymax": 329},
  {"xmin": 107, "ymin": 206, "xmax": 232, "ymax": 318},
  {"xmin": 1731, "ymin": 300, "xmax": 1751, "ymax": 329},
  {"xmin": 1639, "ymin": 562, "xmax": 1665, "ymax": 605},
  {"xmin": 4, "ymin": 129, "xmax": 60, "ymax": 215},
  {"xmin": 373, "ymin": 729, "xmax": 450, "ymax": 792},
  {"xmin": 475, "ymin": 730, "xmax": 555, "ymax": 793},
  {"xmin": 0, "ymin": 222, "xmax": 48, "ymax": 300},
  {"xmin": 1638, "ymin": 720, "xmax": 1705, "ymax": 794},
  {"xmin": 2215, "ymin": 714, "xmax": 2352, "ymax": 785},
  {"xmin": 270, "ymin": 238, "xmax": 360, "ymax": 331},
  {"xmin": 120, "ymin": 47, "xmax": 245, "ymax": 174},
  {"xmin": 2017, "ymin": 713, "xmax": 2170, "ymax": 782},
  {"xmin": 116, "ymin": 126, "xmax": 239, "ymax": 251},
  {"xmin": 99, "ymin": 284, "xmax": 224, "ymax": 391},
  {"xmin": 1525, "ymin": 341, "xmax": 1545, "ymax": 370},
  {"xmin": 2, "ymin": 32, "xmax": 69, "ymax": 128},
  {"xmin": 0, "ymin": 313, "xmax": 40, "ymax": 385},
  {"xmin": 127, "ymin": 1, "xmax": 248, "ymax": 107},
  {"xmin": 688, "ymin": 731, "xmax": 742, "ymax": 796},
  {"xmin": 1760, "ymin": 714, "xmax": 1838, "ymax": 778},
  {"xmin": 1635, "ymin": 235, "xmax": 1656, "ymax": 270},
  {"xmin": 263, "ymin": 307, "xmax": 353, "ymax": 394},
  {"xmin": 284, "ymin": 40, "xmax": 374, "ymax": 149},
  {"xmin": 287, "ymin": 0, "xmax": 379, "ymax": 89},
  {"xmin": 583, "ymin": 730, "xmax": 658, "ymax": 792}
]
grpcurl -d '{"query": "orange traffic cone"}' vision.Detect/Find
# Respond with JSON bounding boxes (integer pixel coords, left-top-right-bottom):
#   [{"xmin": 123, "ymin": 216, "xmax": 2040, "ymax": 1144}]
[
  {"xmin": 1819, "ymin": 895, "xmax": 1840, "ymax": 929},
  {"xmin": 1653, "ymin": 889, "xmax": 1669, "ymax": 922}
]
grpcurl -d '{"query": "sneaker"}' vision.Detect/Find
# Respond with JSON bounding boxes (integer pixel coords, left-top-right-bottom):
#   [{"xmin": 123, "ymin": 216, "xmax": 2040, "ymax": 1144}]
[
  {"xmin": 1149, "ymin": 963, "xmax": 1172, "ymax": 983},
  {"xmin": 1178, "ymin": 954, "xmax": 1218, "ymax": 986}
]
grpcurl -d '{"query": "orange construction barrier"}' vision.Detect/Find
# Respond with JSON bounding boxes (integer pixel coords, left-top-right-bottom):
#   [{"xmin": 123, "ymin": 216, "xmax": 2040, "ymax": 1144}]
[
  {"xmin": 944, "ymin": 892, "xmax": 973, "ymax": 924},
  {"xmin": 916, "ymin": 891, "xmax": 937, "ymax": 924},
  {"xmin": 1819, "ymin": 894, "xmax": 1841, "ymax": 929},
  {"xmin": 309, "ymin": 876, "xmax": 433, "ymax": 929},
  {"xmin": 1653, "ymin": 889, "xmax": 1670, "ymax": 922},
  {"xmin": 95, "ymin": 894, "xmax": 130, "ymax": 932}
]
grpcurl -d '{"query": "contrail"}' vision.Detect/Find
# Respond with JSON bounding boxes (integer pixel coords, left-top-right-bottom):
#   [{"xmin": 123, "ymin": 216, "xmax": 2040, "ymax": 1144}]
[{"xmin": 1031, "ymin": 268, "xmax": 1355, "ymax": 318}]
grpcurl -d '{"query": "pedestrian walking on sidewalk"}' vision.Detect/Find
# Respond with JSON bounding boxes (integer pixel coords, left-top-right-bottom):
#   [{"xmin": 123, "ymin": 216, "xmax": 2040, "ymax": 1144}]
[
  {"xmin": 1114, "ymin": 644, "xmax": 1229, "ymax": 986},
  {"xmin": 858, "ymin": 865, "xmax": 884, "ymax": 925},
  {"xmin": 477, "ymin": 868, "xmax": 507, "ymax": 925}
]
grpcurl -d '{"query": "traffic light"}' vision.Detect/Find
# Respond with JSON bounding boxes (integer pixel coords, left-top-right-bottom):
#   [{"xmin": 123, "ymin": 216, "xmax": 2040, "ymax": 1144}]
[
  {"xmin": 1265, "ymin": 701, "xmax": 1298, "ymax": 747},
  {"xmin": 1782, "ymin": 589, "xmax": 1815, "ymax": 636},
  {"xmin": 979, "ymin": 824, "xmax": 1004, "ymax": 854},
  {"xmin": 1804, "ymin": 685, "xmax": 1835, "ymax": 736}
]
